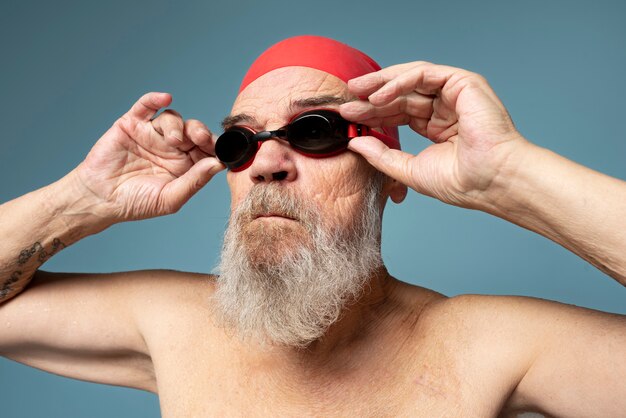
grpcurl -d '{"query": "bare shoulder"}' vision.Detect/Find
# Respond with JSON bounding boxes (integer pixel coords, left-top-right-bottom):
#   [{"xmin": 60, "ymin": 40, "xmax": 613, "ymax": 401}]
[
  {"xmin": 421, "ymin": 295, "xmax": 626, "ymax": 416},
  {"xmin": 428, "ymin": 292, "xmax": 625, "ymax": 329},
  {"xmin": 27, "ymin": 268, "xmax": 219, "ymax": 338},
  {"xmin": 420, "ymin": 292, "xmax": 625, "ymax": 350},
  {"xmin": 120, "ymin": 269, "xmax": 222, "ymax": 339},
  {"xmin": 116, "ymin": 269, "xmax": 218, "ymax": 321},
  {"xmin": 118, "ymin": 268, "xmax": 217, "ymax": 297},
  {"xmin": 32, "ymin": 269, "xmax": 221, "ymax": 344},
  {"xmin": 416, "ymin": 292, "xmax": 626, "ymax": 402},
  {"xmin": 35, "ymin": 269, "xmax": 219, "ymax": 316},
  {"xmin": 30, "ymin": 268, "xmax": 216, "ymax": 296}
]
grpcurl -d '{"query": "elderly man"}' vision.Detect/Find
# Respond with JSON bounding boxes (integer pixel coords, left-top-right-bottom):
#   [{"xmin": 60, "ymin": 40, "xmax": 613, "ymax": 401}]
[{"xmin": 0, "ymin": 35, "xmax": 625, "ymax": 417}]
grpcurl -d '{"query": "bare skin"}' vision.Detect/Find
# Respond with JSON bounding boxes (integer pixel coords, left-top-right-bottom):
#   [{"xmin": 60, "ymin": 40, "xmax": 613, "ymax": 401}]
[{"xmin": 0, "ymin": 65, "xmax": 625, "ymax": 417}]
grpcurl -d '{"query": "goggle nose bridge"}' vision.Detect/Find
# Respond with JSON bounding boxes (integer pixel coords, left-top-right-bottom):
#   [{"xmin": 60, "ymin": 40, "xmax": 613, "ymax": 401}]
[{"xmin": 250, "ymin": 129, "xmax": 288, "ymax": 143}]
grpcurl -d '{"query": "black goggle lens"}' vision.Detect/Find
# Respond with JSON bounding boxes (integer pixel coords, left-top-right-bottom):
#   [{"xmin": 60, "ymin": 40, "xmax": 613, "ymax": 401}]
[
  {"xmin": 214, "ymin": 128, "xmax": 253, "ymax": 165},
  {"xmin": 287, "ymin": 114, "xmax": 346, "ymax": 153}
]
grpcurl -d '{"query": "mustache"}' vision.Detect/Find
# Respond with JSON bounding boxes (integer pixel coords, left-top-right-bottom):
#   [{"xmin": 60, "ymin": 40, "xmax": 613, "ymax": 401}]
[{"xmin": 232, "ymin": 183, "xmax": 319, "ymax": 226}]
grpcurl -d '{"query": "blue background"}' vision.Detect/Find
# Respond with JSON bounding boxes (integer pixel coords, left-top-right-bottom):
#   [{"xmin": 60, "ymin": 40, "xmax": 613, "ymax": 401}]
[{"xmin": 1, "ymin": 0, "xmax": 624, "ymax": 416}]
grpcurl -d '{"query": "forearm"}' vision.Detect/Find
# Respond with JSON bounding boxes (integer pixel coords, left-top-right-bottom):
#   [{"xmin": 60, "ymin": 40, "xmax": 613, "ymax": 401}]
[
  {"xmin": 0, "ymin": 170, "xmax": 114, "ymax": 302},
  {"xmin": 481, "ymin": 141, "xmax": 626, "ymax": 285}
]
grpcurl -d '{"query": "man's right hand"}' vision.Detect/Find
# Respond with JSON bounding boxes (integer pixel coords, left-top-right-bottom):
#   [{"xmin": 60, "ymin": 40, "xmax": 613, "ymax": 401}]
[{"xmin": 71, "ymin": 92, "xmax": 224, "ymax": 223}]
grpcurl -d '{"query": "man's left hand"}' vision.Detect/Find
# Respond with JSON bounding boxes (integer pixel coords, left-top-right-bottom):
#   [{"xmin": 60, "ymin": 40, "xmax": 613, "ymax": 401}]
[{"xmin": 340, "ymin": 61, "xmax": 528, "ymax": 209}]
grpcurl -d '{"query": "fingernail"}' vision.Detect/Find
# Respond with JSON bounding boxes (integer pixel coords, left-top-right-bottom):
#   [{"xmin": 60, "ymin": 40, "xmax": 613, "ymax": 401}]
[
  {"xmin": 349, "ymin": 75, "xmax": 366, "ymax": 85},
  {"xmin": 211, "ymin": 160, "xmax": 226, "ymax": 173},
  {"xmin": 341, "ymin": 101, "xmax": 367, "ymax": 115},
  {"xmin": 369, "ymin": 92, "xmax": 387, "ymax": 105}
]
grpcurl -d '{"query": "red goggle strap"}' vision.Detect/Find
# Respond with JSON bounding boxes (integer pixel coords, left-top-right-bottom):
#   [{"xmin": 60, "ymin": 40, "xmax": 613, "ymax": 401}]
[{"xmin": 347, "ymin": 125, "xmax": 401, "ymax": 150}]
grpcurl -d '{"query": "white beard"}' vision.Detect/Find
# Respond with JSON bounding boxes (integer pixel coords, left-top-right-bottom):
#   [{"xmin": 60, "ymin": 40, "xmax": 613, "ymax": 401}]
[{"xmin": 213, "ymin": 174, "xmax": 385, "ymax": 348}]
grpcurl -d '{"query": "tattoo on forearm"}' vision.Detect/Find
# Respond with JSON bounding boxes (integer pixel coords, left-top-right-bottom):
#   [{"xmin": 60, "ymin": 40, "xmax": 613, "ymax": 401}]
[
  {"xmin": 1, "ymin": 238, "xmax": 67, "ymax": 299},
  {"xmin": 18, "ymin": 242, "xmax": 43, "ymax": 265},
  {"xmin": 0, "ymin": 271, "xmax": 23, "ymax": 299},
  {"xmin": 17, "ymin": 238, "xmax": 65, "ymax": 265}
]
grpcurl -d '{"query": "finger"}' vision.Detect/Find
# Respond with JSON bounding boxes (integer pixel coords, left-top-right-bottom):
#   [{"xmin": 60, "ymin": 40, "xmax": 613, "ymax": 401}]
[
  {"xmin": 355, "ymin": 115, "xmax": 439, "ymax": 143},
  {"xmin": 127, "ymin": 92, "xmax": 172, "ymax": 122},
  {"xmin": 358, "ymin": 114, "xmax": 412, "ymax": 128},
  {"xmin": 150, "ymin": 109, "xmax": 195, "ymax": 150},
  {"xmin": 408, "ymin": 118, "xmax": 433, "ymax": 140},
  {"xmin": 347, "ymin": 136, "xmax": 418, "ymax": 190},
  {"xmin": 368, "ymin": 64, "xmax": 462, "ymax": 106},
  {"xmin": 160, "ymin": 158, "xmax": 225, "ymax": 211},
  {"xmin": 347, "ymin": 62, "xmax": 424, "ymax": 97},
  {"xmin": 341, "ymin": 92, "xmax": 434, "ymax": 121},
  {"xmin": 188, "ymin": 147, "xmax": 210, "ymax": 164},
  {"xmin": 184, "ymin": 119, "xmax": 216, "ymax": 155}
]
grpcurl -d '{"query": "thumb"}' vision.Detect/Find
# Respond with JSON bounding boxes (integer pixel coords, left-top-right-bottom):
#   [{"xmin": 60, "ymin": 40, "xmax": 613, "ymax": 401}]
[
  {"xmin": 348, "ymin": 136, "xmax": 419, "ymax": 190},
  {"xmin": 161, "ymin": 158, "xmax": 225, "ymax": 211}
]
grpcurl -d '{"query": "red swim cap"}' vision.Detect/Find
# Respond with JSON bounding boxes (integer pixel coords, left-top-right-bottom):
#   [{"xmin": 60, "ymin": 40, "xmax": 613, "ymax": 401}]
[{"xmin": 239, "ymin": 35, "xmax": 399, "ymax": 142}]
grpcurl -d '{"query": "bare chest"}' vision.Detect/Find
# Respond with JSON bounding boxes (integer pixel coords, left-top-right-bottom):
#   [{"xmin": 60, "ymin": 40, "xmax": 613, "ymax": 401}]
[
  {"xmin": 148, "ymin": 334, "xmax": 501, "ymax": 417},
  {"xmin": 140, "ymin": 282, "xmax": 517, "ymax": 417}
]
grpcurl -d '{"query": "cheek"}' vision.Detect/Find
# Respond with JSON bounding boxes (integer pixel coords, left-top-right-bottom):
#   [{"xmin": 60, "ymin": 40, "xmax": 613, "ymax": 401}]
[{"xmin": 297, "ymin": 154, "xmax": 373, "ymax": 218}]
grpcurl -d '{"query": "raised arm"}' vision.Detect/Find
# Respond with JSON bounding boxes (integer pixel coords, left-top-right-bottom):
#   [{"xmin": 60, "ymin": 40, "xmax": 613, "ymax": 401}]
[
  {"xmin": 0, "ymin": 92, "xmax": 223, "ymax": 389},
  {"xmin": 0, "ymin": 92, "xmax": 223, "ymax": 302},
  {"xmin": 339, "ymin": 62, "xmax": 626, "ymax": 286}
]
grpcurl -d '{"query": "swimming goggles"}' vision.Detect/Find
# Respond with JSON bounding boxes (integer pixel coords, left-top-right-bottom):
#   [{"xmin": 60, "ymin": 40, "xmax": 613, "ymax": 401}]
[{"xmin": 215, "ymin": 109, "xmax": 400, "ymax": 171}]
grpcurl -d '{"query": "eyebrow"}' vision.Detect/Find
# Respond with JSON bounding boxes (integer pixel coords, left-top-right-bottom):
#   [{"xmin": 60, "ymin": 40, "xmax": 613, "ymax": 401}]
[{"xmin": 220, "ymin": 95, "xmax": 354, "ymax": 131}]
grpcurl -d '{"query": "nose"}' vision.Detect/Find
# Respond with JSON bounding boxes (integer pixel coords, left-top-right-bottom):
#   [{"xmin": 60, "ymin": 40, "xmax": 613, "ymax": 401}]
[{"xmin": 247, "ymin": 138, "xmax": 297, "ymax": 184}]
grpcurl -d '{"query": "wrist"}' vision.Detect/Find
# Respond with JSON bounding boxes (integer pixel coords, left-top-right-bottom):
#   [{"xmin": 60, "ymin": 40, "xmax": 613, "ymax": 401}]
[
  {"xmin": 473, "ymin": 137, "xmax": 542, "ymax": 219},
  {"xmin": 44, "ymin": 170, "xmax": 118, "ymax": 240}
]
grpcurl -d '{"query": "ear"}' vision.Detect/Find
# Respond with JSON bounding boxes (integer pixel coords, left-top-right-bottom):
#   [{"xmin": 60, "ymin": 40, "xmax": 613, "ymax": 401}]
[{"xmin": 384, "ymin": 176, "xmax": 407, "ymax": 204}]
